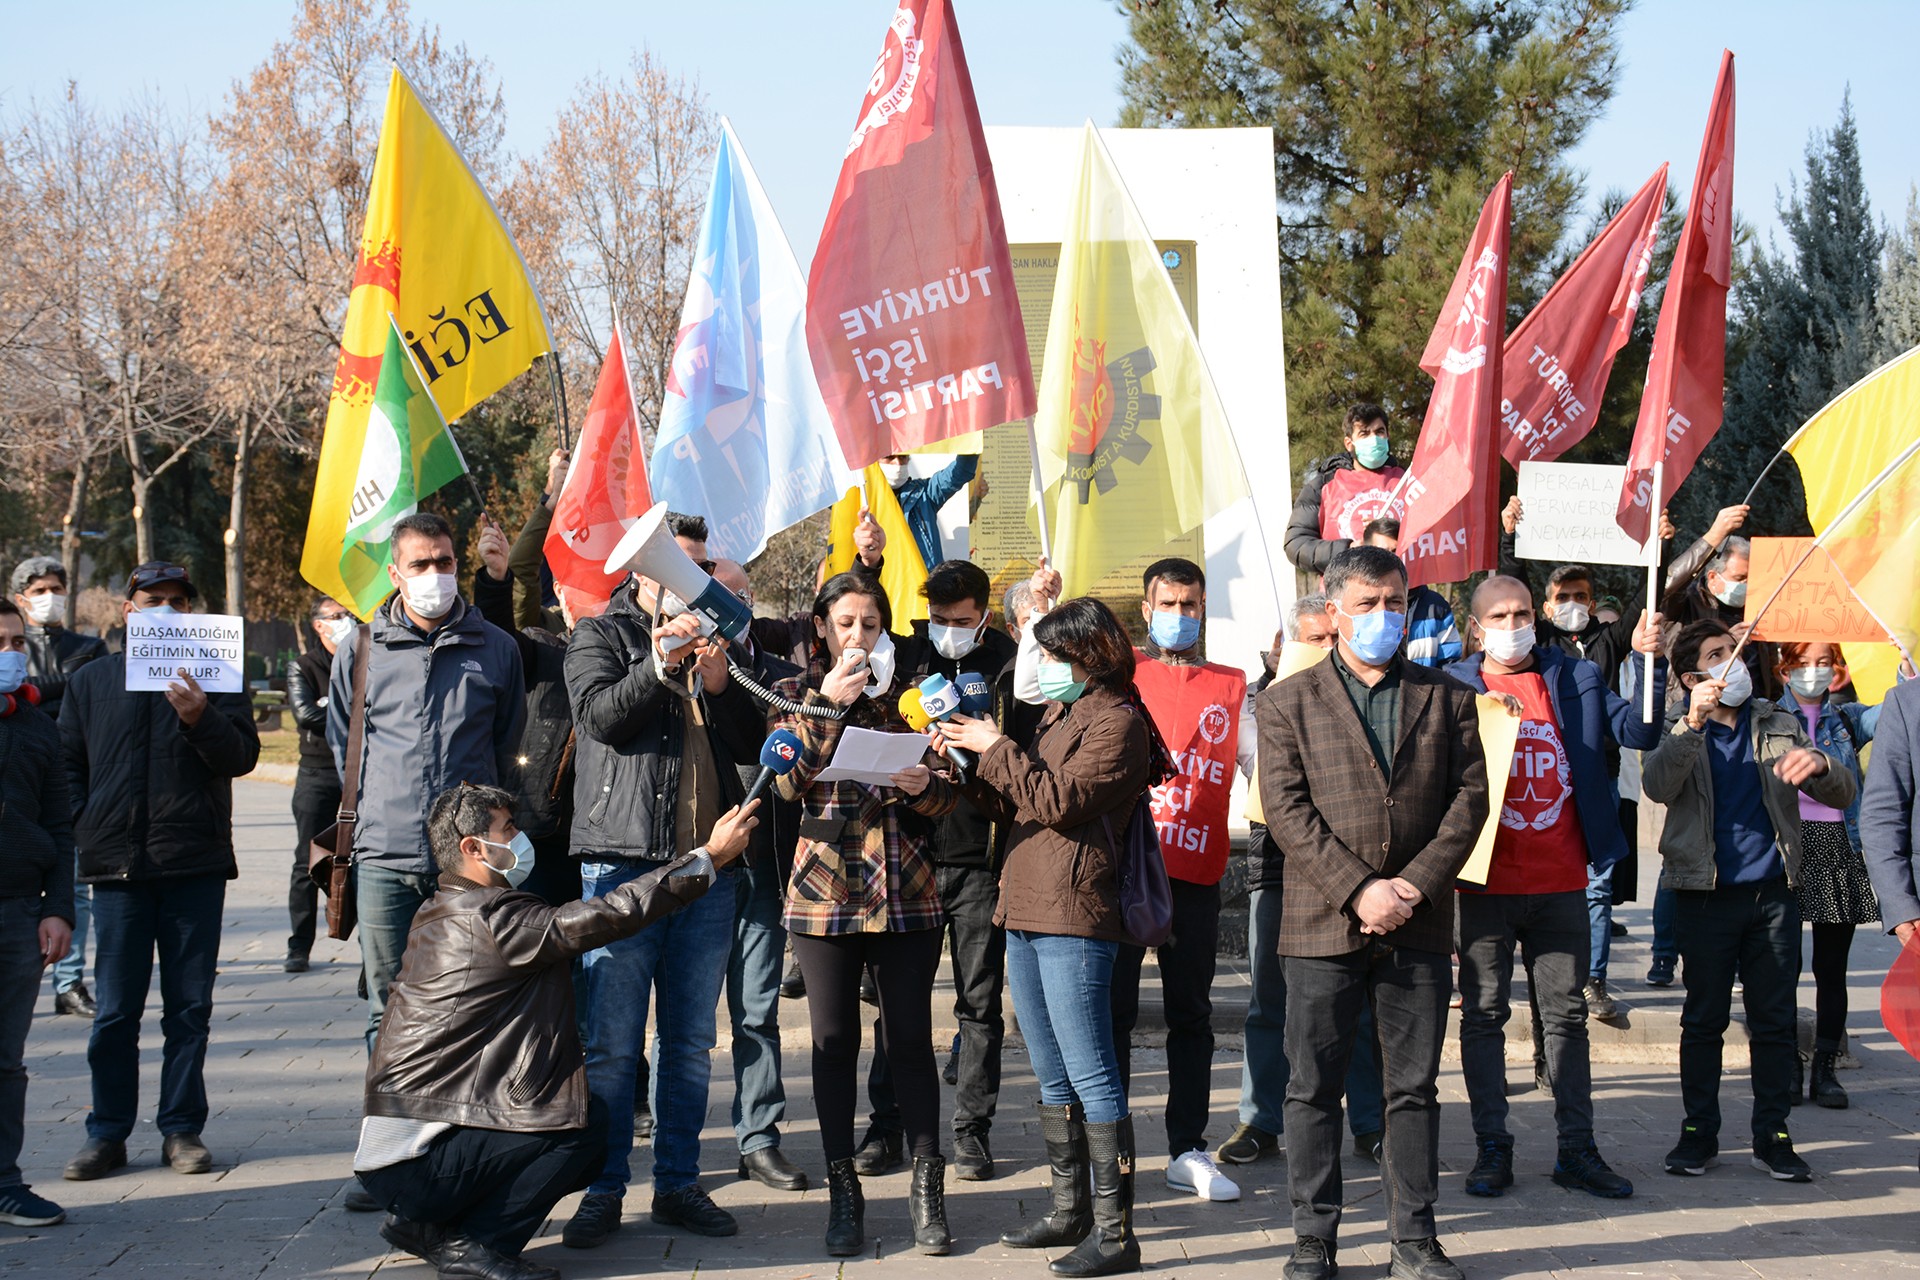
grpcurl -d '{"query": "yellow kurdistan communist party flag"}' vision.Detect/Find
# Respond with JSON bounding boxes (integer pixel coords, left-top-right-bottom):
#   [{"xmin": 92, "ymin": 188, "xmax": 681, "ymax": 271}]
[
  {"xmin": 1030, "ymin": 123, "xmax": 1247, "ymax": 599},
  {"xmin": 825, "ymin": 466, "xmax": 928, "ymax": 636},
  {"xmin": 302, "ymin": 67, "xmax": 553, "ymax": 619},
  {"xmin": 1786, "ymin": 345, "xmax": 1920, "ymax": 696}
]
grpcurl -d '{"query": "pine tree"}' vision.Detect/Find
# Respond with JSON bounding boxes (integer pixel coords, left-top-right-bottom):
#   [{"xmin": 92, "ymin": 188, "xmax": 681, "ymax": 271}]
[{"xmin": 1877, "ymin": 187, "xmax": 1920, "ymax": 360}]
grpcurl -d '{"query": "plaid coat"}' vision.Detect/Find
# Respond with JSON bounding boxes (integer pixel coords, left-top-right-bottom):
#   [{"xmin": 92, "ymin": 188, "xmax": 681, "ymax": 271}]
[
  {"xmin": 1255, "ymin": 652, "xmax": 1487, "ymax": 958},
  {"xmin": 771, "ymin": 665, "xmax": 955, "ymax": 937}
]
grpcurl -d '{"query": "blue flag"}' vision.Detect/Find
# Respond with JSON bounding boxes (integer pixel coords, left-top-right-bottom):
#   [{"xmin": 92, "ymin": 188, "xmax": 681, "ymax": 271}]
[{"xmin": 651, "ymin": 120, "xmax": 852, "ymax": 561}]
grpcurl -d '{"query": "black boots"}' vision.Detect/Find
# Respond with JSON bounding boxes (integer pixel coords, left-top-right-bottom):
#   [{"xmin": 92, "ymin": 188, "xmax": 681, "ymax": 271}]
[
  {"xmin": 909, "ymin": 1155, "xmax": 952, "ymax": 1255},
  {"xmin": 1002, "ymin": 1103, "xmax": 1093, "ymax": 1249},
  {"xmin": 1810, "ymin": 1047, "xmax": 1849, "ymax": 1109},
  {"xmin": 825, "ymin": 1158, "xmax": 865, "ymax": 1257},
  {"xmin": 1049, "ymin": 1117, "xmax": 1140, "ymax": 1277}
]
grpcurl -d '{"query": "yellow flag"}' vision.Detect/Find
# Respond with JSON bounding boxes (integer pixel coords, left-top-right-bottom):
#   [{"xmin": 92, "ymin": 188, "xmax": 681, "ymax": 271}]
[
  {"xmin": 301, "ymin": 67, "xmax": 553, "ymax": 617},
  {"xmin": 1787, "ymin": 345, "xmax": 1920, "ymax": 530},
  {"xmin": 826, "ymin": 466, "xmax": 928, "ymax": 635},
  {"xmin": 1824, "ymin": 438, "xmax": 1920, "ymax": 658},
  {"xmin": 1029, "ymin": 124, "xmax": 1248, "ymax": 598},
  {"xmin": 1458, "ymin": 696, "xmax": 1524, "ymax": 888}
]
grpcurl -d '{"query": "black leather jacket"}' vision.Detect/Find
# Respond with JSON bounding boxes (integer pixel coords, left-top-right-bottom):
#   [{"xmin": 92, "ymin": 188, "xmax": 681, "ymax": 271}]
[
  {"xmin": 285, "ymin": 646, "xmax": 337, "ymax": 772},
  {"xmin": 23, "ymin": 625, "xmax": 107, "ymax": 723}
]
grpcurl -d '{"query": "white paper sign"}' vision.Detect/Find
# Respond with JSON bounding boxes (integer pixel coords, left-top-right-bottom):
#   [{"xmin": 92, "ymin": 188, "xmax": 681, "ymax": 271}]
[
  {"xmin": 1514, "ymin": 461, "xmax": 1657, "ymax": 568},
  {"xmin": 813, "ymin": 726, "xmax": 932, "ymax": 787},
  {"xmin": 124, "ymin": 612, "xmax": 246, "ymax": 693}
]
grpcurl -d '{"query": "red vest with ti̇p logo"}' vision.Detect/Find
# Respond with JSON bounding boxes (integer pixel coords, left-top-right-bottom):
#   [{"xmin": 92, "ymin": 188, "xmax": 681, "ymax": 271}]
[
  {"xmin": 1318, "ymin": 462, "xmax": 1406, "ymax": 543},
  {"xmin": 1134, "ymin": 654, "xmax": 1247, "ymax": 886}
]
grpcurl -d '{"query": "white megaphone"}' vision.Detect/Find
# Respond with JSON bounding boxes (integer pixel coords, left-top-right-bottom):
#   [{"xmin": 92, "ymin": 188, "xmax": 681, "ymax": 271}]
[{"xmin": 603, "ymin": 502, "xmax": 753, "ymax": 647}]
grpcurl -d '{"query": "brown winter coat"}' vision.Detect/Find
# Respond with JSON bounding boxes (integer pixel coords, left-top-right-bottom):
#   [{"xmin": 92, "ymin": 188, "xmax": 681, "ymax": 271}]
[{"xmin": 973, "ymin": 685, "xmax": 1153, "ymax": 942}]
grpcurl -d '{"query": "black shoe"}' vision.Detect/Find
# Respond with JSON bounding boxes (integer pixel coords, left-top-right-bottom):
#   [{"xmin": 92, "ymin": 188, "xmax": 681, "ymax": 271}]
[
  {"xmin": 1284, "ymin": 1235, "xmax": 1338, "ymax": 1280},
  {"xmin": 859, "ymin": 969, "xmax": 879, "ymax": 1006},
  {"xmin": 1049, "ymin": 1117, "xmax": 1140, "ymax": 1277},
  {"xmin": 434, "ymin": 1232, "xmax": 561, "ymax": 1280},
  {"xmin": 908, "ymin": 1155, "xmax": 951, "ymax": 1255},
  {"xmin": 738, "ymin": 1146, "xmax": 809, "ymax": 1191},
  {"xmin": 162, "ymin": 1132, "xmax": 213, "ymax": 1175},
  {"xmin": 851, "ymin": 1128, "xmax": 904, "ymax": 1176},
  {"xmin": 1583, "ymin": 978, "xmax": 1620, "ymax": 1021},
  {"xmin": 633, "ymin": 1098, "xmax": 653, "ymax": 1141},
  {"xmin": 1389, "ymin": 1237, "xmax": 1464, "ymax": 1280},
  {"xmin": 283, "ymin": 949, "xmax": 310, "ymax": 974},
  {"xmin": 1463, "ymin": 1140, "xmax": 1512, "ymax": 1197},
  {"xmin": 953, "ymin": 1130, "xmax": 994, "ymax": 1181},
  {"xmin": 344, "ymin": 1181, "xmax": 383, "ymax": 1212},
  {"xmin": 1351, "ymin": 1131, "xmax": 1382, "ymax": 1164},
  {"xmin": 780, "ymin": 958, "xmax": 806, "ymax": 999},
  {"xmin": 561, "ymin": 1192, "xmax": 622, "ymax": 1248},
  {"xmin": 62, "ymin": 1139, "xmax": 126, "ymax": 1182},
  {"xmin": 1810, "ymin": 1049, "xmax": 1849, "ymax": 1109},
  {"xmin": 1611, "ymin": 921, "xmax": 1628, "ymax": 938},
  {"xmin": 1002, "ymin": 1103, "xmax": 1092, "ymax": 1249},
  {"xmin": 1646, "ymin": 958, "xmax": 1675, "ymax": 987},
  {"xmin": 1216, "ymin": 1121, "xmax": 1279, "ymax": 1165},
  {"xmin": 1664, "ymin": 1124, "xmax": 1718, "ymax": 1176},
  {"xmin": 0, "ymin": 1184, "xmax": 66, "ymax": 1227},
  {"xmin": 380, "ymin": 1214, "xmax": 449, "ymax": 1265},
  {"xmin": 1552, "ymin": 1142, "xmax": 1633, "ymax": 1198},
  {"xmin": 53, "ymin": 983, "xmax": 96, "ymax": 1018},
  {"xmin": 825, "ymin": 1157, "xmax": 865, "ymax": 1257},
  {"xmin": 651, "ymin": 1183, "xmax": 737, "ymax": 1237},
  {"xmin": 1752, "ymin": 1131, "xmax": 1813, "ymax": 1182}
]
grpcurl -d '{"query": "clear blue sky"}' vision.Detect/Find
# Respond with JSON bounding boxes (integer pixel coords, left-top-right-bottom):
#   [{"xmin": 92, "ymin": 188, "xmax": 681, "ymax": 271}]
[{"xmin": 3, "ymin": 1, "xmax": 1915, "ymax": 264}]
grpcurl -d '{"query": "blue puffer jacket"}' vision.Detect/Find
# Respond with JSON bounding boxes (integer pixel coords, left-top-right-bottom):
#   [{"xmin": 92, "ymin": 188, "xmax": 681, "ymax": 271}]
[
  {"xmin": 1781, "ymin": 694, "xmax": 1878, "ymax": 853},
  {"xmin": 891, "ymin": 455, "xmax": 977, "ymax": 571},
  {"xmin": 1445, "ymin": 645, "xmax": 1666, "ymax": 875}
]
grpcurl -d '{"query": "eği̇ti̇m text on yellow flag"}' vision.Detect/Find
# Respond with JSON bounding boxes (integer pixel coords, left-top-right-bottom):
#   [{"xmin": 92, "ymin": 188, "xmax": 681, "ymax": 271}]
[
  {"xmin": 302, "ymin": 66, "xmax": 553, "ymax": 618},
  {"xmin": 826, "ymin": 467, "xmax": 928, "ymax": 636},
  {"xmin": 1029, "ymin": 123, "xmax": 1247, "ymax": 599}
]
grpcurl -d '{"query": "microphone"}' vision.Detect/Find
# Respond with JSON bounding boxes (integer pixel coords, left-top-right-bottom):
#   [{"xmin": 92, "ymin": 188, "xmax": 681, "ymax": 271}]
[
  {"xmin": 954, "ymin": 671, "xmax": 992, "ymax": 717},
  {"xmin": 913, "ymin": 674, "xmax": 974, "ymax": 773},
  {"xmin": 898, "ymin": 688, "xmax": 932, "ymax": 732},
  {"xmin": 742, "ymin": 729, "xmax": 804, "ymax": 809}
]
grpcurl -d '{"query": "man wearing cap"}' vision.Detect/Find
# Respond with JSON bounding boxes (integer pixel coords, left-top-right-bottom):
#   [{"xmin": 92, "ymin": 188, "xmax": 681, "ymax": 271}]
[
  {"xmin": 12, "ymin": 556, "xmax": 107, "ymax": 1019},
  {"xmin": 59, "ymin": 562, "xmax": 260, "ymax": 1181}
]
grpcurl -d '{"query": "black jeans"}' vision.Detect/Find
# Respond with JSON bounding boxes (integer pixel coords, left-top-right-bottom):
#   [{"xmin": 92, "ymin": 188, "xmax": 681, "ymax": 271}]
[
  {"xmin": 866, "ymin": 863, "xmax": 1006, "ymax": 1139},
  {"xmin": 792, "ymin": 928, "xmax": 944, "ymax": 1162},
  {"xmin": 358, "ymin": 1101, "xmax": 607, "ymax": 1258},
  {"xmin": 1283, "ymin": 942, "xmax": 1449, "ymax": 1245},
  {"xmin": 1675, "ymin": 876, "xmax": 1801, "ymax": 1142},
  {"xmin": 288, "ymin": 768, "xmax": 340, "ymax": 954},
  {"xmin": 1111, "ymin": 878, "xmax": 1220, "ymax": 1156}
]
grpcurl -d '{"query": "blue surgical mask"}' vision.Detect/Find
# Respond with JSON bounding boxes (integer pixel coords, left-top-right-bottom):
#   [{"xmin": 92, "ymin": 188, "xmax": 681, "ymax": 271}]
[
  {"xmin": 0, "ymin": 651, "xmax": 25, "ymax": 695},
  {"xmin": 477, "ymin": 831, "xmax": 537, "ymax": 889},
  {"xmin": 1148, "ymin": 610, "xmax": 1201, "ymax": 652},
  {"xmin": 137, "ymin": 603, "xmax": 179, "ymax": 617},
  {"xmin": 1037, "ymin": 659, "xmax": 1087, "ymax": 704},
  {"xmin": 1353, "ymin": 436, "xmax": 1391, "ymax": 470},
  {"xmin": 1337, "ymin": 604, "xmax": 1406, "ymax": 666}
]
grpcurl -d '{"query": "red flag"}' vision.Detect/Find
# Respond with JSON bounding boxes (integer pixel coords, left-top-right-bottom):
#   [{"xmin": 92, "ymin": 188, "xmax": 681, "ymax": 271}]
[
  {"xmin": 805, "ymin": 0, "xmax": 1034, "ymax": 469},
  {"xmin": 1882, "ymin": 932, "xmax": 1920, "ymax": 1061},
  {"xmin": 1501, "ymin": 165, "xmax": 1668, "ymax": 467},
  {"xmin": 545, "ymin": 324, "xmax": 653, "ymax": 610},
  {"xmin": 1617, "ymin": 51, "xmax": 1735, "ymax": 539},
  {"xmin": 1399, "ymin": 173, "xmax": 1512, "ymax": 589}
]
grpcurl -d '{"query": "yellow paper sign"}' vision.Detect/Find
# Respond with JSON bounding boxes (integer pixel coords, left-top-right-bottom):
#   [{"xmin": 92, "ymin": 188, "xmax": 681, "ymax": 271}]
[{"xmin": 1457, "ymin": 694, "xmax": 1522, "ymax": 888}]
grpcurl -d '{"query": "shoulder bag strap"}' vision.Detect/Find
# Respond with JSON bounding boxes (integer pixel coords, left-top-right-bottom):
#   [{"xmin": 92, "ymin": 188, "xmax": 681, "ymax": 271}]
[{"xmin": 338, "ymin": 623, "xmax": 372, "ymax": 824}]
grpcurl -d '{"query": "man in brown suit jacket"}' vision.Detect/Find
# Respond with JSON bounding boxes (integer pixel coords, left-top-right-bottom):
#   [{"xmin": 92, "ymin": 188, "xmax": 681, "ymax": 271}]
[{"xmin": 1256, "ymin": 545, "xmax": 1488, "ymax": 1280}]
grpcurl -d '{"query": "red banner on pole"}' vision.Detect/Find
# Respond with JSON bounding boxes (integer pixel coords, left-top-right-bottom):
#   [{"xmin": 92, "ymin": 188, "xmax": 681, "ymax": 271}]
[
  {"xmin": 805, "ymin": 0, "xmax": 1034, "ymax": 470},
  {"xmin": 545, "ymin": 324, "xmax": 652, "ymax": 611},
  {"xmin": 1399, "ymin": 173, "xmax": 1512, "ymax": 588},
  {"xmin": 1501, "ymin": 166, "xmax": 1667, "ymax": 467},
  {"xmin": 1617, "ymin": 50, "xmax": 1735, "ymax": 541}
]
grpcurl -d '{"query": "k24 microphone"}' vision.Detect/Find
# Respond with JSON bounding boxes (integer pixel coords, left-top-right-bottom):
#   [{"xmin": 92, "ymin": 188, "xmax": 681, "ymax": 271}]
[{"xmin": 742, "ymin": 729, "xmax": 804, "ymax": 809}]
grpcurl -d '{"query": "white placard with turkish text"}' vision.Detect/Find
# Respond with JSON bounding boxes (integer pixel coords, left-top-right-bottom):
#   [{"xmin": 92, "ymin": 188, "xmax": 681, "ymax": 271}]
[
  {"xmin": 124, "ymin": 612, "xmax": 246, "ymax": 693},
  {"xmin": 1513, "ymin": 461, "xmax": 1657, "ymax": 568}
]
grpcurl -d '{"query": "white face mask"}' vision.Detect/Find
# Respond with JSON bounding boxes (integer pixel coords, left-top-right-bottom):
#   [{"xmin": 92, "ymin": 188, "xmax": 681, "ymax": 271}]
[
  {"xmin": 1478, "ymin": 622, "xmax": 1535, "ymax": 665},
  {"xmin": 322, "ymin": 616, "xmax": 355, "ymax": 647},
  {"xmin": 23, "ymin": 593, "xmax": 63, "ymax": 626},
  {"xmin": 476, "ymin": 831, "xmax": 536, "ymax": 890},
  {"xmin": 879, "ymin": 460, "xmax": 910, "ymax": 487},
  {"xmin": 929, "ymin": 619, "xmax": 984, "ymax": 660},
  {"xmin": 1550, "ymin": 601, "xmax": 1590, "ymax": 633},
  {"xmin": 863, "ymin": 632, "xmax": 897, "ymax": 698},
  {"xmin": 401, "ymin": 572, "xmax": 458, "ymax": 619},
  {"xmin": 1705, "ymin": 656, "xmax": 1754, "ymax": 707},
  {"xmin": 1787, "ymin": 666, "xmax": 1835, "ymax": 700},
  {"xmin": 1710, "ymin": 575, "xmax": 1748, "ymax": 608}
]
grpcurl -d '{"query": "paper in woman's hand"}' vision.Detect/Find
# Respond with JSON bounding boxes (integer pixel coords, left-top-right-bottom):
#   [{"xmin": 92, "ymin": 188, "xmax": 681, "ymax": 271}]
[{"xmin": 814, "ymin": 726, "xmax": 930, "ymax": 787}]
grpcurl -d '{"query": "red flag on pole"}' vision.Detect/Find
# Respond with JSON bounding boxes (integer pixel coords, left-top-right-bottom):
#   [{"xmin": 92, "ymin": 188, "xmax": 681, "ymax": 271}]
[
  {"xmin": 805, "ymin": 0, "xmax": 1035, "ymax": 470},
  {"xmin": 1617, "ymin": 51, "xmax": 1735, "ymax": 539},
  {"xmin": 1501, "ymin": 165, "xmax": 1668, "ymax": 467},
  {"xmin": 1881, "ymin": 932, "xmax": 1920, "ymax": 1061},
  {"xmin": 1399, "ymin": 173, "xmax": 1513, "ymax": 589},
  {"xmin": 545, "ymin": 323, "xmax": 653, "ymax": 612}
]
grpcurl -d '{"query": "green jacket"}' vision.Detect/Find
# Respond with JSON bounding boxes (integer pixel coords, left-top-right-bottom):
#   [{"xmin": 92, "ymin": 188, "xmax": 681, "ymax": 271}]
[{"xmin": 1643, "ymin": 697, "xmax": 1857, "ymax": 891}]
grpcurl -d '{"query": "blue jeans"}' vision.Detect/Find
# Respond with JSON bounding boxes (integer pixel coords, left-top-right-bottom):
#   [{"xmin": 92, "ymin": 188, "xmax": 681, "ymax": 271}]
[
  {"xmin": 49, "ymin": 862, "xmax": 86, "ymax": 994},
  {"xmin": 1587, "ymin": 864, "xmax": 1614, "ymax": 982},
  {"xmin": 0, "ymin": 898, "xmax": 42, "ymax": 1186},
  {"xmin": 582, "ymin": 858, "xmax": 736, "ymax": 1196},
  {"xmin": 1005, "ymin": 930, "xmax": 1127, "ymax": 1124},
  {"xmin": 1652, "ymin": 885, "xmax": 1678, "ymax": 966},
  {"xmin": 727, "ymin": 856, "xmax": 787, "ymax": 1154},
  {"xmin": 1240, "ymin": 887, "xmax": 1384, "ymax": 1137},
  {"xmin": 356, "ymin": 863, "xmax": 438, "ymax": 1052},
  {"xmin": 87, "ymin": 874, "xmax": 226, "ymax": 1143}
]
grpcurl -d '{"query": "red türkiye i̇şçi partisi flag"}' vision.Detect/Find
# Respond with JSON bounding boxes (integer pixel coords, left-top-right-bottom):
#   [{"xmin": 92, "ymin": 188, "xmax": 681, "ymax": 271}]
[{"xmin": 544, "ymin": 322, "xmax": 653, "ymax": 615}]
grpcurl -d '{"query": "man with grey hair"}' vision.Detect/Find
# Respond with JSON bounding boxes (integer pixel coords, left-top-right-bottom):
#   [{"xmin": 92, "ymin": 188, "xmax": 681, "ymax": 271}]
[
  {"xmin": 357, "ymin": 781, "xmax": 759, "ymax": 1280},
  {"xmin": 1002, "ymin": 581, "xmax": 1035, "ymax": 643}
]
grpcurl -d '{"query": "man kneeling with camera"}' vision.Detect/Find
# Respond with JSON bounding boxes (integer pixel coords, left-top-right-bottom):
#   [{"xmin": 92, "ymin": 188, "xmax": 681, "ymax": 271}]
[{"xmin": 355, "ymin": 781, "xmax": 759, "ymax": 1280}]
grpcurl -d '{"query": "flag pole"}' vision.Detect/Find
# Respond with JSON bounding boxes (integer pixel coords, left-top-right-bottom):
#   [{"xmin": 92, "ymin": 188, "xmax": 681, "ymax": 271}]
[
  {"xmin": 1643, "ymin": 458, "xmax": 1663, "ymax": 721},
  {"xmin": 1025, "ymin": 419, "xmax": 1054, "ymax": 565},
  {"xmin": 546, "ymin": 354, "xmax": 572, "ymax": 452},
  {"xmin": 389, "ymin": 313, "xmax": 489, "ymax": 516}
]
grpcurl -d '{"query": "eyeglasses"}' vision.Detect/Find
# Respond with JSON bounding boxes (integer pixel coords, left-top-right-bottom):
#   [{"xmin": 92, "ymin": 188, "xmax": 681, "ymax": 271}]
[
  {"xmin": 131, "ymin": 564, "xmax": 189, "ymax": 587},
  {"xmin": 697, "ymin": 560, "xmax": 716, "ymax": 575}
]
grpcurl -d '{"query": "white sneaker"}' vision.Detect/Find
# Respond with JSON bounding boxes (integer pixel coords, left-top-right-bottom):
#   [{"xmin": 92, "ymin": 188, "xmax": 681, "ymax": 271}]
[{"xmin": 1167, "ymin": 1149, "xmax": 1241, "ymax": 1202}]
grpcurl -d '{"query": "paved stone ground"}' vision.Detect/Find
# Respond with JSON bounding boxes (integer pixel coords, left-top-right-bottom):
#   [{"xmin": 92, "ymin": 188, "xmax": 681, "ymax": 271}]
[{"xmin": 4, "ymin": 780, "xmax": 1918, "ymax": 1279}]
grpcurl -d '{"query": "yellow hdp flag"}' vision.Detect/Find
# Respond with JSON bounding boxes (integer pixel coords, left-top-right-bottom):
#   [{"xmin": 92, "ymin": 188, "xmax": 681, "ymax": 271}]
[
  {"xmin": 1787, "ymin": 345, "xmax": 1920, "ymax": 531},
  {"xmin": 302, "ymin": 67, "xmax": 553, "ymax": 618},
  {"xmin": 1823, "ymin": 437, "xmax": 1920, "ymax": 660},
  {"xmin": 1029, "ymin": 124, "xmax": 1248, "ymax": 599},
  {"xmin": 826, "ymin": 466, "xmax": 928, "ymax": 635}
]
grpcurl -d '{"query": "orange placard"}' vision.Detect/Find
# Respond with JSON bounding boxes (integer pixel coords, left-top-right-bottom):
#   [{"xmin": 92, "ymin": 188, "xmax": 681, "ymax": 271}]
[{"xmin": 1744, "ymin": 536, "xmax": 1892, "ymax": 643}]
